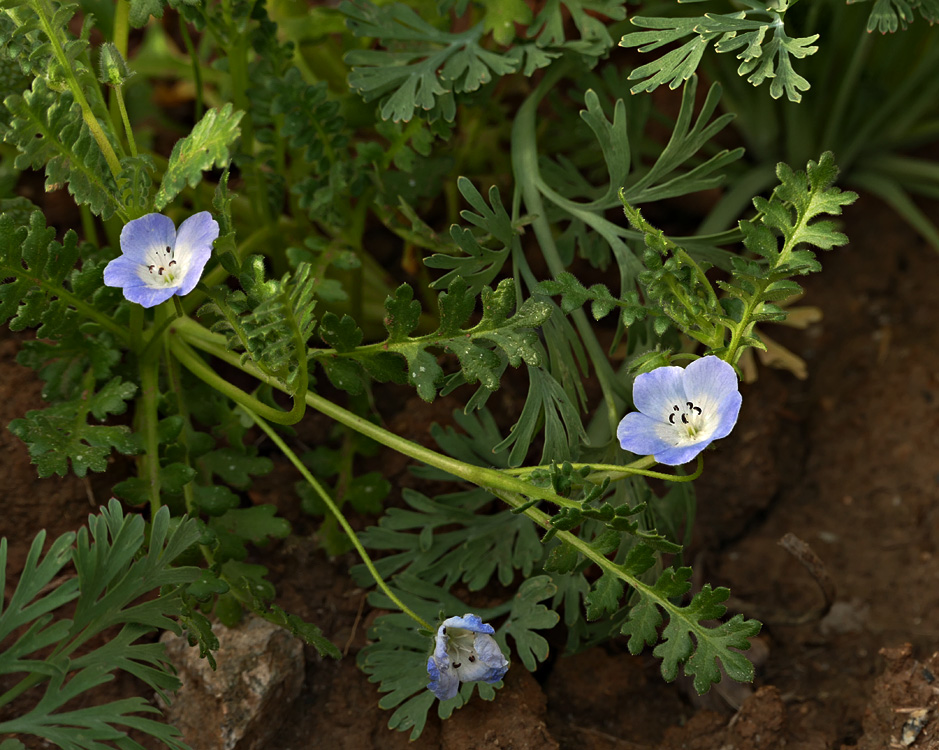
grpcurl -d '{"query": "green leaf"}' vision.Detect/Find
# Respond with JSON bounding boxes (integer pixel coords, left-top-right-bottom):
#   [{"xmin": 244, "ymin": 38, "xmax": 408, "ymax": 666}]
[
  {"xmin": 355, "ymin": 487, "xmax": 543, "ymax": 590},
  {"xmin": 341, "ymin": 0, "xmax": 519, "ymax": 122},
  {"xmin": 208, "ymin": 505, "xmax": 291, "ymax": 563},
  {"xmin": 3, "ymin": 78, "xmax": 120, "ymax": 217},
  {"xmin": 0, "ymin": 500, "xmax": 200, "ymax": 748},
  {"xmin": 154, "ymin": 103, "xmax": 244, "ymax": 209},
  {"xmin": 378, "ymin": 278, "xmax": 550, "ymax": 402},
  {"xmin": 201, "ymin": 260, "xmax": 317, "ymax": 391},
  {"xmin": 584, "ymin": 572, "xmax": 624, "ymax": 621},
  {"xmin": 620, "ymin": 566, "xmax": 762, "ymax": 695},
  {"xmin": 500, "ymin": 576, "xmax": 560, "ymax": 671},
  {"xmin": 621, "ymin": 7, "xmax": 820, "ymax": 103},
  {"xmin": 8, "ymin": 377, "xmax": 138, "ymax": 478},
  {"xmin": 358, "ymin": 575, "xmax": 556, "ymax": 740},
  {"xmin": 425, "ymin": 179, "xmax": 514, "ymax": 295},
  {"xmin": 200, "ymin": 446, "xmax": 273, "ymax": 489}
]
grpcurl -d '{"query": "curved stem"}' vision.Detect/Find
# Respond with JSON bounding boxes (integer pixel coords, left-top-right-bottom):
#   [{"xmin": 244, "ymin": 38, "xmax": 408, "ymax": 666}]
[
  {"xmin": 511, "ymin": 64, "xmax": 624, "ymax": 432},
  {"xmin": 243, "ymin": 407, "xmax": 432, "ymax": 631},
  {"xmin": 169, "ymin": 333, "xmax": 307, "ymax": 425},
  {"xmin": 171, "ymin": 317, "xmax": 582, "ymax": 511}
]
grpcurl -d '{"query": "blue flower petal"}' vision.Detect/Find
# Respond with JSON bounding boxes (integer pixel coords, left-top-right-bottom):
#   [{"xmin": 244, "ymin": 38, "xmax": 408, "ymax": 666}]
[
  {"xmin": 427, "ymin": 655, "xmax": 460, "ymax": 700},
  {"xmin": 427, "ymin": 613, "xmax": 508, "ymax": 701},
  {"xmin": 651, "ymin": 441, "xmax": 711, "ymax": 466},
  {"xmin": 616, "ymin": 412, "xmax": 674, "ymax": 457},
  {"xmin": 173, "ymin": 212, "xmax": 218, "ymax": 296},
  {"xmin": 473, "ymin": 633, "xmax": 509, "ymax": 684},
  {"xmin": 119, "ymin": 213, "xmax": 176, "ymax": 263},
  {"xmin": 102, "ymin": 254, "xmax": 144, "ymax": 289},
  {"xmin": 441, "ymin": 614, "xmax": 494, "ymax": 634},
  {"xmin": 631, "ymin": 365, "xmax": 686, "ymax": 421},
  {"xmin": 709, "ymin": 390, "xmax": 743, "ymax": 442},
  {"xmin": 682, "ymin": 356, "xmax": 739, "ymax": 420},
  {"xmin": 121, "ymin": 282, "xmax": 179, "ymax": 308}
]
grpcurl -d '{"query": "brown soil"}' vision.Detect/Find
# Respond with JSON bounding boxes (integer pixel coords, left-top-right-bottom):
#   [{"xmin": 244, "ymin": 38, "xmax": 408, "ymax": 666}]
[{"xmin": 3, "ymin": 193, "xmax": 939, "ymax": 749}]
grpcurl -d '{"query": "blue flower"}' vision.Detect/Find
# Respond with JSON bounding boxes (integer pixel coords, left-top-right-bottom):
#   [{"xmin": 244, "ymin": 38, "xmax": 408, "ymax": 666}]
[
  {"xmin": 103, "ymin": 212, "xmax": 218, "ymax": 308},
  {"xmin": 426, "ymin": 614, "xmax": 509, "ymax": 700},
  {"xmin": 617, "ymin": 356, "xmax": 742, "ymax": 466}
]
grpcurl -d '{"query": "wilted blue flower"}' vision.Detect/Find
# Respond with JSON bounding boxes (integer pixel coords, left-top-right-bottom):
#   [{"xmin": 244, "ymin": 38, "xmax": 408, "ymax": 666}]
[
  {"xmin": 617, "ymin": 356, "xmax": 742, "ymax": 466},
  {"xmin": 104, "ymin": 212, "xmax": 218, "ymax": 308},
  {"xmin": 426, "ymin": 614, "xmax": 509, "ymax": 700}
]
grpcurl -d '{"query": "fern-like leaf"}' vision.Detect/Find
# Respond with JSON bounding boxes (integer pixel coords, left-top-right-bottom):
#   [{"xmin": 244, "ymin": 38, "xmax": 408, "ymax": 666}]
[
  {"xmin": 0, "ymin": 500, "xmax": 201, "ymax": 749},
  {"xmin": 154, "ymin": 103, "xmax": 243, "ymax": 210},
  {"xmin": 3, "ymin": 78, "xmax": 120, "ymax": 217}
]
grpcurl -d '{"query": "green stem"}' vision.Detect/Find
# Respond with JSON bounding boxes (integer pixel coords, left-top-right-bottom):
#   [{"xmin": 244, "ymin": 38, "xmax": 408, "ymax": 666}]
[
  {"xmin": 243, "ymin": 407, "xmax": 432, "ymax": 631},
  {"xmin": 112, "ymin": 0, "xmax": 130, "ymax": 56},
  {"xmin": 112, "ymin": 85, "xmax": 137, "ymax": 158},
  {"xmin": 163, "ymin": 338, "xmax": 215, "ymax": 565},
  {"xmin": 722, "ymin": 277, "xmax": 768, "ymax": 367},
  {"xmin": 169, "ymin": 333, "xmax": 307, "ymax": 425},
  {"xmin": 503, "ymin": 455, "xmax": 704, "ymax": 484},
  {"xmin": 34, "ymin": 0, "xmax": 122, "ymax": 179},
  {"xmin": 179, "ymin": 16, "xmax": 204, "ymax": 122},
  {"xmin": 511, "ymin": 63, "xmax": 623, "ymax": 432},
  {"xmin": 227, "ymin": 29, "xmax": 269, "ymax": 227},
  {"xmin": 138, "ymin": 318, "xmax": 163, "ymax": 515},
  {"xmin": 171, "ymin": 317, "xmax": 582, "ymax": 510}
]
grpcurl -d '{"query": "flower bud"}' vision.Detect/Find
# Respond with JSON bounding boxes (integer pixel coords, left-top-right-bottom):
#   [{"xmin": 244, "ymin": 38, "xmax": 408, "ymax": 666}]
[{"xmin": 97, "ymin": 42, "xmax": 134, "ymax": 87}]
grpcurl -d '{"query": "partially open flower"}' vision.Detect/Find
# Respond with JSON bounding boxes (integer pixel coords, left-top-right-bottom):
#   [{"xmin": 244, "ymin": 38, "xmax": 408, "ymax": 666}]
[
  {"xmin": 103, "ymin": 212, "xmax": 218, "ymax": 308},
  {"xmin": 426, "ymin": 614, "xmax": 509, "ymax": 700},
  {"xmin": 616, "ymin": 356, "xmax": 742, "ymax": 466}
]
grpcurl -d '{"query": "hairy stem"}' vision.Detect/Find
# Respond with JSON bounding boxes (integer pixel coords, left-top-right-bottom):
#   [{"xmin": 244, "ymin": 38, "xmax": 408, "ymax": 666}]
[{"xmin": 34, "ymin": 0, "xmax": 123, "ymax": 179}]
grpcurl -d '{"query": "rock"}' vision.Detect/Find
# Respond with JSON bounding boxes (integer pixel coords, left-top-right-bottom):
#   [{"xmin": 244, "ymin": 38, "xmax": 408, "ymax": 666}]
[
  {"xmin": 441, "ymin": 667, "xmax": 558, "ymax": 750},
  {"xmin": 160, "ymin": 615, "xmax": 305, "ymax": 750}
]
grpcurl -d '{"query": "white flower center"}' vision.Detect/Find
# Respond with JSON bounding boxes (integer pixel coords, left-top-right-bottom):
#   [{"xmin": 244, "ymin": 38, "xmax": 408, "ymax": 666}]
[
  {"xmin": 445, "ymin": 629, "xmax": 480, "ymax": 673},
  {"xmin": 666, "ymin": 400, "xmax": 711, "ymax": 444},
  {"xmin": 137, "ymin": 244, "xmax": 183, "ymax": 287}
]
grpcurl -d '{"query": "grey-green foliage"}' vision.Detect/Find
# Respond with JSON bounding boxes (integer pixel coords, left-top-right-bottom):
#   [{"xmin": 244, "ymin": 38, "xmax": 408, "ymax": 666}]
[
  {"xmin": 620, "ymin": 0, "xmax": 939, "ymax": 102},
  {"xmin": 340, "ymin": 0, "xmax": 628, "ymax": 123},
  {"xmin": 0, "ymin": 500, "xmax": 201, "ymax": 749}
]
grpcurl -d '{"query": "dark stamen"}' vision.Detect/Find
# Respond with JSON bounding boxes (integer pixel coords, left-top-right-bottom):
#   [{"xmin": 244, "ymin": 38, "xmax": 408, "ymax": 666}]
[
  {"xmin": 673, "ymin": 405, "xmax": 680, "ymax": 411},
  {"xmin": 165, "ymin": 246, "xmax": 172, "ymax": 253},
  {"xmin": 693, "ymin": 406, "xmax": 702, "ymax": 415},
  {"xmin": 468, "ymin": 655, "xmax": 476, "ymax": 662},
  {"xmin": 669, "ymin": 414, "xmax": 675, "ymax": 424},
  {"xmin": 453, "ymin": 662, "xmax": 461, "ymax": 668},
  {"xmin": 168, "ymin": 260, "xmax": 177, "ymax": 267},
  {"xmin": 158, "ymin": 267, "xmax": 164, "ymax": 276},
  {"xmin": 687, "ymin": 402, "xmax": 694, "ymax": 410},
  {"xmin": 681, "ymin": 414, "xmax": 688, "ymax": 424},
  {"xmin": 148, "ymin": 265, "xmax": 155, "ymax": 272}
]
